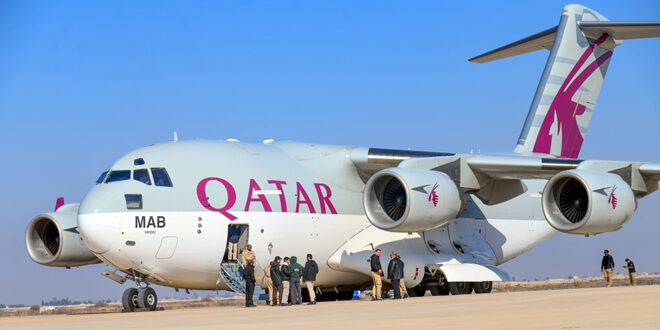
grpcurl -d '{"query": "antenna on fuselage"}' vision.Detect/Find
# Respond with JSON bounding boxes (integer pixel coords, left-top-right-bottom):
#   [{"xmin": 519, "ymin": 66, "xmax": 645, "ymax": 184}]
[{"xmin": 172, "ymin": 131, "xmax": 178, "ymax": 142}]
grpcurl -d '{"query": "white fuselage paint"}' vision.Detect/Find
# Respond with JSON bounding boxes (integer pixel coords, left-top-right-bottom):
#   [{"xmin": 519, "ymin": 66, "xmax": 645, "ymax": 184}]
[{"xmin": 76, "ymin": 140, "xmax": 557, "ymax": 292}]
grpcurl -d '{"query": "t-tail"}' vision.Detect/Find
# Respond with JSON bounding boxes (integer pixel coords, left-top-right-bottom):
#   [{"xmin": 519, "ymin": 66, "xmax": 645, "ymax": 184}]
[{"xmin": 470, "ymin": 4, "xmax": 660, "ymax": 159}]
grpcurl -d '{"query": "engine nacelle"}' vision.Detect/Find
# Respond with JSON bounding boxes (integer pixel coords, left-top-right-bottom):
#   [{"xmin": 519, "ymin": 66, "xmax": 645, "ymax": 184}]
[
  {"xmin": 25, "ymin": 204, "xmax": 100, "ymax": 267},
  {"xmin": 363, "ymin": 168, "xmax": 461, "ymax": 232},
  {"xmin": 542, "ymin": 170, "xmax": 636, "ymax": 235}
]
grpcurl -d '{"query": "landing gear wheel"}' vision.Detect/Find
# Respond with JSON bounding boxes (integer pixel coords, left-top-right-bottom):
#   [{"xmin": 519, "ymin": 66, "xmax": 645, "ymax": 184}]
[
  {"xmin": 429, "ymin": 285, "xmax": 449, "ymax": 296},
  {"xmin": 473, "ymin": 281, "xmax": 492, "ymax": 294},
  {"xmin": 137, "ymin": 287, "xmax": 158, "ymax": 311},
  {"xmin": 448, "ymin": 282, "xmax": 473, "ymax": 295},
  {"xmin": 122, "ymin": 288, "xmax": 139, "ymax": 312},
  {"xmin": 409, "ymin": 286, "xmax": 426, "ymax": 297}
]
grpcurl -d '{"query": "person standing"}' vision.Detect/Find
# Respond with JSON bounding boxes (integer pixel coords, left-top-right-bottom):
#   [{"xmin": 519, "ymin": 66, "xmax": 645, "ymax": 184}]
[
  {"xmin": 289, "ymin": 256, "xmax": 304, "ymax": 305},
  {"xmin": 241, "ymin": 244, "xmax": 256, "ymax": 268},
  {"xmin": 227, "ymin": 224, "xmax": 241, "ymax": 261},
  {"xmin": 280, "ymin": 257, "xmax": 292, "ymax": 306},
  {"xmin": 624, "ymin": 258, "xmax": 636, "ymax": 286},
  {"xmin": 303, "ymin": 254, "xmax": 319, "ymax": 305},
  {"xmin": 387, "ymin": 251, "xmax": 403, "ymax": 299},
  {"xmin": 370, "ymin": 249, "xmax": 383, "ymax": 301},
  {"xmin": 264, "ymin": 258, "xmax": 274, "ymax": 305},
  {"xmin": 601, "ymin": 249, "xmax": 615, "ymax": 287},
  {"xmin": 270, "ymin": 256, "xmax": 283, "ymax": 306},
  {"xmin": 396, "ymin": 254, "xmax": 408, "ymax": 299},
  {"xmin": 243, "ymin": 259, "xmax": 256, "ymax": 307}
]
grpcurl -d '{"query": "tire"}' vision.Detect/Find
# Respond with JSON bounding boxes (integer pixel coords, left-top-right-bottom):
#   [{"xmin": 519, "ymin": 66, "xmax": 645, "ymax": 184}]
[
  {"xmin": 473, "ymin": 281, "xmax": 492, "ymax": 294},
  {"xmin": 121, "ymin": 288, "xmax": 139, "ymax": 312},
  {"xmin": 448, "ymin": 282, "xmax": 473, "ymax": 295},
  {"xmin": 137, "ymin": 287, "xmax": 158, "ymax": 311},
  {"xmin": 410, "ymin": 286, "xmax": 426, "ymax": 297}
]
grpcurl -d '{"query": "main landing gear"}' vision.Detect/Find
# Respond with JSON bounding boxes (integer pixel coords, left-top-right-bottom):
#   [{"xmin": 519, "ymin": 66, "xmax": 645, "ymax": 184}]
[{"xmin": 122, "ymin": 286, "xmax": 158, "ymax": 312}]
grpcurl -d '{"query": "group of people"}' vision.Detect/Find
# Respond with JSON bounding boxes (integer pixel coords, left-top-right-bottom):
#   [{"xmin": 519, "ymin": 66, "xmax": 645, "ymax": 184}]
[
  {"xmin": 240, "ymin": 244, "xmax": 319, "ymax": 307},
  {"xmin": 370, "ymin": 249, "xmax": 408, "ymax": 300},
  {"xmin": 601, "ymin": 249, "xmax": 637, "ymax": 287}
]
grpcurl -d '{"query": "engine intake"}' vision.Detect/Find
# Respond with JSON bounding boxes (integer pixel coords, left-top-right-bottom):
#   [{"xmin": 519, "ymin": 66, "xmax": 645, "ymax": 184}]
[
  {"xmin": 542, "ymin": 170, "xmax": 635, "ymax": 235},
  {"xmin": 363, "ymin": 168, "xmax": 461, "ymax": 232},
  {"xmin": 25, "ymin": 204, "xmax": 100, "ymax": 267}
]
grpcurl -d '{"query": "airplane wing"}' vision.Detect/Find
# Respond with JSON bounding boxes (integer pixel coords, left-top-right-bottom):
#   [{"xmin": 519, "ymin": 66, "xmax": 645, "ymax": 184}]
[{"xmin": 350, "ymin": 147, "xmax": 660, "ymax": 200}]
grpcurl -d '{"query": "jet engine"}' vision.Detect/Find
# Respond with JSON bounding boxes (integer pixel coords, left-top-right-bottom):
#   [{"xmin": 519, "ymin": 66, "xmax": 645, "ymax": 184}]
[
  {"xmin": 25, "ymin": 204, "xmax": 100, "ymax": 267},
  {"xmin": 363, "ymin": 168, "xmax": 461, "ymax": 232},
  {"xmin": 542, "ymin": 170, "xmax": 636, "ymax": 235}
]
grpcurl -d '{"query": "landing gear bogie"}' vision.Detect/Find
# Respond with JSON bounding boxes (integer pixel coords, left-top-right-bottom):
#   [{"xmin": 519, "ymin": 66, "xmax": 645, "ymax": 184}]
[
  {"xmin": 122, "ymin": 286, "xmax": 159, "ymax": 312},
  {"xmin": 448, "ymin": 282, "xmax": 473, "ymax": 295}
]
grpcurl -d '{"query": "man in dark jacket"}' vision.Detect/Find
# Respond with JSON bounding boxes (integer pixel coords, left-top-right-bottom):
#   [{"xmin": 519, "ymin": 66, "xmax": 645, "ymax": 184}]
[
  {"xmin": 227, "ymin": 224, "xmax": 241, "ymax": 261},
  {"xmin": 370, "ymin": 249, "xmax": 383, "ymax": 300},
  {"xmin": 624, "ymin": 258, "xmax": 636, "ymax": 286},
  {"xmin": 601, "ymin": 250, "xmax": 615, "ymax": 287},
  {"xmin": 243, "ymin": 259, "xmax": 256, "ymax": 307},
  {"xmin": 387, "ymin": 251, "xmax": 403, "ymax": 299},
  {"xmin": 280, "ymin": 257, "xmax": 292, "ymax": 306},
  {"xmin": 303, "ymin": 254, "xmax": 319, "ymax": 305},
  {"xmin": 289, "ymin": 256, "xmax": 304, "ymax": 304},
  {"xmin": 270, "ymin": 256, "xmax": 283, "ymax": 306},
  {"xmin": 397, "ymin": 254, "xmax": 408, "ymax": 298}
]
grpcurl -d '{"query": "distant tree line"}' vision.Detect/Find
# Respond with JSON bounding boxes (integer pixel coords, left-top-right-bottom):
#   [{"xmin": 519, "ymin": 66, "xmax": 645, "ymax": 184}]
[{"xmin": 41, "ymin": 297, "xmax": 112, "ymax": 306}]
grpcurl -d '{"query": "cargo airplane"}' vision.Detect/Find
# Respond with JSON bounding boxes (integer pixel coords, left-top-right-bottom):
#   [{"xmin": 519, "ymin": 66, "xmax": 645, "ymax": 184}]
[{"xmin": 25, "ymin": 4, "xmax": 660, "ymax": 311}]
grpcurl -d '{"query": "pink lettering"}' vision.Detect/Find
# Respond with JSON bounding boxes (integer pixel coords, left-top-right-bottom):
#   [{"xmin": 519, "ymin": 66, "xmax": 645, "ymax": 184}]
[
  {"xmin": 268, "ymin": 180, "xmax": 288, "ymax": 212},
  {"xmin": 314, "ymin": 183, "xmax": 337, "ymax": 214},
  {"xmin": 196, "ymin": 177, "xmax": 238, "ymax": 221},
  {"xmin": 244, "ymin": 179, "xmax": 272, "ymax": 212},
  {"xmin": 295, "ymin": 182, "xmax": 316, "ymax": 214}
]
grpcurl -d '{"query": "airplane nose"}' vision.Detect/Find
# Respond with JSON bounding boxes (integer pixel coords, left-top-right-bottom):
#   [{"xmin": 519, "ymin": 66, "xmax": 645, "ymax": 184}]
[{"xmin": 78, "ymin": 188, "xmax": 123, "ymax": 254}]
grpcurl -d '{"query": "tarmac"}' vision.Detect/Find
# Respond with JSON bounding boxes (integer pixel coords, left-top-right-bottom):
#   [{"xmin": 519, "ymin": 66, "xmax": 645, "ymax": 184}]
[{"xmin": 2, "ymin": 285, "xmax": 660, "ymax": 329}]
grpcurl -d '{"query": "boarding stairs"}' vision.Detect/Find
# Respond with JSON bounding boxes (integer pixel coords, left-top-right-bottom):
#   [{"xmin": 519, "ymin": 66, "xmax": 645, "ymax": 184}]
[{"xmin": 220, "ymin": 262, "xmax": 246, "ymax": 295}]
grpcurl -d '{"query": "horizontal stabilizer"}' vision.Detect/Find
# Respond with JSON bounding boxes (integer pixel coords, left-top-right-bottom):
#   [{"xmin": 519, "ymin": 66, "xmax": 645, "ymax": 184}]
[
  {"xmin": 470, "ymin": 21, "xmax": 660, "ymax": 64},
  {"xmin": 579, "ymin": 21, "xmax": 660, "ymax": 40},
  {"xmin": 469, "ymin": 26, "xmax": 557, "ymax": 63}
]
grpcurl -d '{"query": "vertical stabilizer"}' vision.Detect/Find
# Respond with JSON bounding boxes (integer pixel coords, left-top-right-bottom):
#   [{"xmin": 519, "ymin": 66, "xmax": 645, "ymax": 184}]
[{"xmin": 514, "ymin": 4, "xmax": 614, "ymax": 158}]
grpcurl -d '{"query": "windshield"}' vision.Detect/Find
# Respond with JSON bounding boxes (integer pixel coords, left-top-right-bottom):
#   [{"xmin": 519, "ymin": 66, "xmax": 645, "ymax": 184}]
[
  {"xmin": 151, "ymin": 168, "xmax": 173, "ymax": 187},
  {"xmin": 105, "ymin": 170, "xmax": 131, "ymax": 183},
  {"xmin": 133, "ymin": 169, "xmax": 151, "ymax": 185},
  {"xmin": 96, "ymin": 171, "xmax": 108, "ymax": 184}
]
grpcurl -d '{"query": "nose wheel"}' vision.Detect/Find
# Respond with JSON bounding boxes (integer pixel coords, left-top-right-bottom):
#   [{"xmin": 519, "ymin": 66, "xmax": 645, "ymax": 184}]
[{"xmin": 122, "ymin": 287, "xmax": 158, "ymax": 312}]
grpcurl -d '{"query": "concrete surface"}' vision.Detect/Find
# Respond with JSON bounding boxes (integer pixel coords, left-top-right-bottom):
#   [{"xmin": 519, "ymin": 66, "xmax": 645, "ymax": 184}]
[{"xmin": 2, "ymin": 285, "xmax": 660, "ymax": 329}]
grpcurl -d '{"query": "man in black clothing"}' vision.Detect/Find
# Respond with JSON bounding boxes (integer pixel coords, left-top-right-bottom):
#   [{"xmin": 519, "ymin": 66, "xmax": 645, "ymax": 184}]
[
  {"xmin": 270, "ymin": 256, "xmax": 283, "ymax": 306},
  {"xmin": 601, "ymin": 249, "xmax": 615, "ymax": 287},
  {"xmin": 280, "ymin": 257, "xmax": 292, "ymax": 306},
  {"xmin": 243, "ymin": 259, "xmax": 256, "ymax": 307},
  {"xmin": 387, "ymin": 251, "xmax": 403, "ymax": 299},
  {"xmin": 370, "ymin": 249, "xmax": 383, "ymax": 300},
  {"xmin": 303, "ymin": 254, "xmax": 319, "ymax": 305},
  {"xmin": 624, "ymin": 258, "xmax": 636, "ymax": 286}
]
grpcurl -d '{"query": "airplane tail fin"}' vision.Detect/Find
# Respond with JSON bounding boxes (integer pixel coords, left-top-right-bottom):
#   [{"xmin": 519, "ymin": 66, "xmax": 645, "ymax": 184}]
[{"xmin": 470, "ymin": 4, "xmax": 660, "ymax": 158}]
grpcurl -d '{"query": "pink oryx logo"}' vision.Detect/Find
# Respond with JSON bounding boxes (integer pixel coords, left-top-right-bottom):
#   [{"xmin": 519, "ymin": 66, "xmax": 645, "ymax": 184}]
[
  {"xmin": 608, "ymin": 185, "xmax": 618, "ymax": 210},
  {"xmin": 533, "ymin": 33, "xmax": 613, "ymax": 158},
  {"xmin": 428, "ymin": 183, "xmax": 439, "ymax": 207}
]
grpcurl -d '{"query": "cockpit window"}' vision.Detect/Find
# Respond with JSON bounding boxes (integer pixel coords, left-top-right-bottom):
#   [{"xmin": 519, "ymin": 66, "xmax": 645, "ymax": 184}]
[
  {"xmin": 96, "ymin": 171, "xmax": 108, "ymax": 184},
  {"xmin": 151, "ymin": 168, "xmax": 173, "ymax": 187},
  {"xmin": 133, "ymin": 169, "xmax": 151, "ymax": 185},
  {"xmin": 105, "ymin": 170, "xmax": 131, "ymax": 183}
]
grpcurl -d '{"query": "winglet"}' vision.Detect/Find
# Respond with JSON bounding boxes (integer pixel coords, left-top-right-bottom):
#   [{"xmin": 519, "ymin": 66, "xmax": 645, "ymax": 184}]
[{"xmin": 55, "ymin": 197, "xmax": 64, "ymax": 211}]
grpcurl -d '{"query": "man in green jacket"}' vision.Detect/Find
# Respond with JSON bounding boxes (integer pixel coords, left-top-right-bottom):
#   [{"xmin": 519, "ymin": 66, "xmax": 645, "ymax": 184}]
[{"xmin": 288, "ymin": 256, "xmax": 304, "ymax": 304}]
